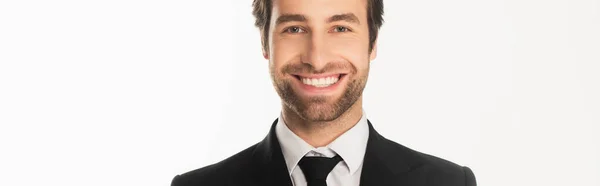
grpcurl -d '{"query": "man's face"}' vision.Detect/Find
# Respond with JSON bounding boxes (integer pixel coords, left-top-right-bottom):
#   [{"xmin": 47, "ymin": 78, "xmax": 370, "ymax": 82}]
[{"xmin": 266, "ymin": 0, "xmax": 377, "ymax": 122}]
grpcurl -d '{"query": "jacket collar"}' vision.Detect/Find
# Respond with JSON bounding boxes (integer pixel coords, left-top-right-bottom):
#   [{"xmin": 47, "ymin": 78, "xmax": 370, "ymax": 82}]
[
  {"xmin": 252, "ymin": 119, "xmax": 420, "ymax": 186},
  {"xmin": 359, "ymin": 120, "xmax": 422, "ymax": 186},
  {"xmin": 251, "ymin": 119, "xmax": 293, "ymax": 186},
  {"xmin": 275, "ymin": 112, "xmax": 370, "ymax": 176}
]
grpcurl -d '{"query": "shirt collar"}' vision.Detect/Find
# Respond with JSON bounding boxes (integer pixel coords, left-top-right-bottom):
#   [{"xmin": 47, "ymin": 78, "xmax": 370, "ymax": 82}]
[{"xmin": 275, "ymin": 111, "xmax": 370, "ymax": 176}]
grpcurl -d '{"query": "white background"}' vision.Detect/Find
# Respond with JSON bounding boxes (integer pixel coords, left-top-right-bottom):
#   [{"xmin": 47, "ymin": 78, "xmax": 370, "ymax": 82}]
[{"xmin": 1, "ymin": 0, "xmax": 599, "ymax": 185}]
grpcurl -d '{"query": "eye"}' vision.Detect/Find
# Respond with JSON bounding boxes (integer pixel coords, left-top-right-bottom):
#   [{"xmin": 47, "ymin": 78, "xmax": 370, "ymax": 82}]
[
  {"xmin": 332, "ymin": 26, "xmax": 351, "ymax": 33},
  {"xmin": 283, "ymin": 26, "xmax": 306, "ymax": 33}
]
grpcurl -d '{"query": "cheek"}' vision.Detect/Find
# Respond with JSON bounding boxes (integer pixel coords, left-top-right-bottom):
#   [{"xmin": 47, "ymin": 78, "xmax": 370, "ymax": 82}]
[
  {"xmin": 270, "ymin": 37, "xmax": 306, "ymax": 70},
  {"xmin": 329, "ymin": 38, "xmax": 370, "ymax": 70}
]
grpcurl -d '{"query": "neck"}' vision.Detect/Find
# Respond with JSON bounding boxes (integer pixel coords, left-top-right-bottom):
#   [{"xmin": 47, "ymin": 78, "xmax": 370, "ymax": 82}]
[{"xmin": 281, "ymin": 97, "xmax": 363, "ymax": 147}]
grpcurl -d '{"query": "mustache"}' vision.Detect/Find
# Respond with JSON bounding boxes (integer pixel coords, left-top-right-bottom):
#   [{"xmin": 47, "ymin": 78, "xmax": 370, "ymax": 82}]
[{"xmin": 281, "ymin": 62, "xmax": 357, "ymax": 75}]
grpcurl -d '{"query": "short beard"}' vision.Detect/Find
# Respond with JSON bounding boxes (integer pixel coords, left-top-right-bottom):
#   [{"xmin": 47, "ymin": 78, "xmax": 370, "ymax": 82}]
[{"xmin": 271, "ymin": 65, "xmax": 368, "ymax": 122}]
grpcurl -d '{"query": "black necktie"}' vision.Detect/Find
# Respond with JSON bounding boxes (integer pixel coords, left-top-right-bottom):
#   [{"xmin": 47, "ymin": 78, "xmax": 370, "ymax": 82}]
[{"xmin": 298, "ymin": 155, "xmax": 343, "ymax": 186}]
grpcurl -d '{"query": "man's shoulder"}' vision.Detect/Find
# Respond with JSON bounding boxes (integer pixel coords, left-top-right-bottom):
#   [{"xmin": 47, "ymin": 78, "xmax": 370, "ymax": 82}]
[
  {"xmin": 171, "ymin": 144, "xmax": 259, "ymax": 186},
  {"xmin": 380, "ymin": 137, "xmax": 476, "ymax": 185}
]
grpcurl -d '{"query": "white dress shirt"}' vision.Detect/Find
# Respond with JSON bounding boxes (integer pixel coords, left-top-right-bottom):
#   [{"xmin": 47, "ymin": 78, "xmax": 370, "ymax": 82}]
[{"xmin": 275, "ymin": 112, "xmax": 370, "ymax": 186}]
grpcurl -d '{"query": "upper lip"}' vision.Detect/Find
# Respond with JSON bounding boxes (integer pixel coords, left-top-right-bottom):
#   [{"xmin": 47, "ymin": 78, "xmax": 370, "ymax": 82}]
[{"xmin": 293, "ymin": 73, "xmax": 346, "ymax": 79}]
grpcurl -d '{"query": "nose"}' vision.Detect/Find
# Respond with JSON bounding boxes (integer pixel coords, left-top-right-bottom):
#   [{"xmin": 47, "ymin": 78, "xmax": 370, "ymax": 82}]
[{"xmin": 301, "ymin": 33, "xmax": 334, "ymax": 71}]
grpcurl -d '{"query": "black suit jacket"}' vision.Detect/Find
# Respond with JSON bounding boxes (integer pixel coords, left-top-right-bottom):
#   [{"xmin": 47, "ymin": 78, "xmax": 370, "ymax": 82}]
[{"xmin": 172, "ymin": 119, "xmax": 476, "ymax": 186}]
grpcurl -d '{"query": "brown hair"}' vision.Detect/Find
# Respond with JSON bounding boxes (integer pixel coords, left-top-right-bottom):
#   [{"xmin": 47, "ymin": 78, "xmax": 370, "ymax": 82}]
[{"xmin": 252, "ymin": 0, "xmax": 384, "ymax": 53}]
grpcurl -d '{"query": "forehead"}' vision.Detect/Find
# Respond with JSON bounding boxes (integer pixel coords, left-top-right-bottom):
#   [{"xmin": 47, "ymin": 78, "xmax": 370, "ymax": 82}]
[{"xmin": 272, "ymin": 0, "xmax": 368, "ymax": 20}]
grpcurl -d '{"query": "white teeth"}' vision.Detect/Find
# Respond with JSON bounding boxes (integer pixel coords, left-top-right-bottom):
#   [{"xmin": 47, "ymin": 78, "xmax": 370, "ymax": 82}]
[{"xmin": 300, "ymin": 76, "xmax": 340, "ymax": 87}]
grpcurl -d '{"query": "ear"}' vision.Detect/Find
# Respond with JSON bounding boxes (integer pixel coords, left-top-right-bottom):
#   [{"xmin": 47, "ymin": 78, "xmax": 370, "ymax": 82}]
[
  {"xmin": 369, "ymin": 40, "xmax": 378, "ymax": 61},
  {"xmin": 262, "ymin": 48, "xmax": 269, "ymax": 60},
  {"xmin": 260, "ymin": 33, "xmax": 270, "ymax": 60}
]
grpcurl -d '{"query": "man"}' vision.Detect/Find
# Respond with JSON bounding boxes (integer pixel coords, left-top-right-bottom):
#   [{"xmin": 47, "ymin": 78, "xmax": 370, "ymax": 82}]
[{"xmin": 172, "ymin": 0, "xmax": 477, "ymax": 185}]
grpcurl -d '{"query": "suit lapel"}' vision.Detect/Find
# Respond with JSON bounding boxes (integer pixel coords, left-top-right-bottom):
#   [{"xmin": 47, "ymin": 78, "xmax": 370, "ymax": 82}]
[
  {"xmin": 360, "ymin": 120, "xmax": 426, "ymax": 186},
  {"xmin": 250, "ymin": 119, "xmax": 425, "ymax": 186},
  {"xmin": 251, "ymin": 119, "xmax": 293, "ymax": 186}
]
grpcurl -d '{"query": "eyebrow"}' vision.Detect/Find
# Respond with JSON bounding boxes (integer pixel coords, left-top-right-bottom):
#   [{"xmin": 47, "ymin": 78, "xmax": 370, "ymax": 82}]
[
  {"xmin": 275, "ymin": 13, "xmax": 360, "ymax": 26},
  {"xmin": 275, "ymin": 14, "xmax": 307, "ymax": 25},
  {"xmin": 327, "ymin": 13, "xmax": 360, "ymax": 24}
]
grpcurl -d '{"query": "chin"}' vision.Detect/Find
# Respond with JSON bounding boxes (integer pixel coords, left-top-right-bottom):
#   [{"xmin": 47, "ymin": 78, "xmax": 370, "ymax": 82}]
[{"xmin": 288, "ymin": 97, "xmax": 345, "ymax": 122}]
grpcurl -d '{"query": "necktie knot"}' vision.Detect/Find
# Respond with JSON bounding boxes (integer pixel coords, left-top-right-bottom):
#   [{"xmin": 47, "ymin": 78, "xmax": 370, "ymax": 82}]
[{"xmin": 298, "ymin": 154, "xmax": 343, "ymax": 186}]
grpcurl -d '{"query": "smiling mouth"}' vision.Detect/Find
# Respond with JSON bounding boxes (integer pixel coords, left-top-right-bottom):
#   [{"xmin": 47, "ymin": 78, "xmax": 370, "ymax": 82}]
[{"xmin": 293, "ymin": 74, "xmax": 347, "ymax": 88}]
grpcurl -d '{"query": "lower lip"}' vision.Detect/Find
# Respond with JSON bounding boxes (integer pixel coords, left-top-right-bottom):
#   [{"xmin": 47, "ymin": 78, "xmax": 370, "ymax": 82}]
[{"xmin": 293, "ymin": 75, "xmax": 346, "ymax": 94}]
